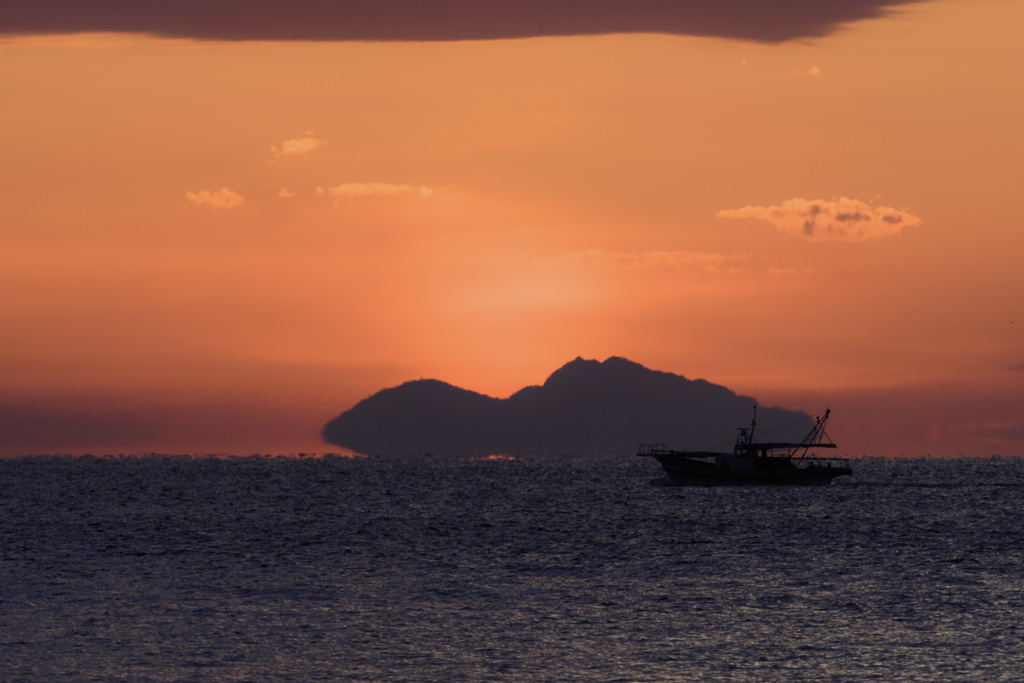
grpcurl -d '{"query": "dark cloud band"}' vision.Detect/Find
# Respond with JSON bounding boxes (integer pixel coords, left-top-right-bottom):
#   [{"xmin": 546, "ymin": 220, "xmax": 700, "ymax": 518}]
[{"xmin": 1, "ymin": 1, "xmax": 920, "ymax": 44}]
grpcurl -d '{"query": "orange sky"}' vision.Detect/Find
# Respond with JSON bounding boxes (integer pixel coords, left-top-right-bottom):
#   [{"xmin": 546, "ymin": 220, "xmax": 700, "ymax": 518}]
[{"xmin": 2, "ymin": 0, "xmax": 1022, "ymax": 456}]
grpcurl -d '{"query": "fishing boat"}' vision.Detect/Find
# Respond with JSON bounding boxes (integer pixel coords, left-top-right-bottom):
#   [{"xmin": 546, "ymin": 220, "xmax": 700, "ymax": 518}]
[{"xmin": 638, "ymin": 407, "xmax": 851, "ymax": 485}]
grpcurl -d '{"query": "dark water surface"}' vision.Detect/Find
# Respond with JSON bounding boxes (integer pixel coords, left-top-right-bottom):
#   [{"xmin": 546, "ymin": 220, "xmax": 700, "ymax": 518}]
[{"xmin": 2, "ymin": 455, "xmax": 1023, "ymax": 681}]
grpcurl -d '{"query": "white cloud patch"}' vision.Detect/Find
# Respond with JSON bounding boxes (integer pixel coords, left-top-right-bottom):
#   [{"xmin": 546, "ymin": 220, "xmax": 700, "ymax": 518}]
[
  {"xmin": 791, "ymin": 65, "xmax": 821, "ymax": 76},
  {"xmin": 319, "ymin": 182, "xmax": 434, "ymax": 199},
  {"xmin": 185, "ymin": 187, "xmax": 245, "ymax": 209},
  {"xmin": 269, "ymin": 136, "xmax": 328, "ymax": 158},
  {"xmin": 278, "ymin": 188, "xmax": 296, "ymax": 199},
  {"xmin": 718, "ymin": 197, "xmax": 921, "ymax": 242},
  {"xmin": 280, "ymin": 137, "xmax": 327, "ymax": 156}
]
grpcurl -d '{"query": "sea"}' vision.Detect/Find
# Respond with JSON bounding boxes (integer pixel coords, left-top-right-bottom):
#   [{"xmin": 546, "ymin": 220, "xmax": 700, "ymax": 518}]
[{"xmin": 2, "ymin": 454, "xmax": 1022, "ymax": 682}]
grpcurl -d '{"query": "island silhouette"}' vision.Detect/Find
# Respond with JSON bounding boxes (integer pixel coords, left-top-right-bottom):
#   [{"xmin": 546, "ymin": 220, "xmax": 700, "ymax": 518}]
[
  {"xmin": 322, "ymin": 356, "xmax": 816, "ymax": 457},
  {"xmin": 5, "ymin": 2, "xmax": 920, "ymax": 45}
]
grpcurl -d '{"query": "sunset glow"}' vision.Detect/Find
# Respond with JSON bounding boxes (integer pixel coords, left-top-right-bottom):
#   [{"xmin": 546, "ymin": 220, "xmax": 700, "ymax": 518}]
[{"xmin": 2, "ymin": 0, "xmax": 1022, "ymax": 456}]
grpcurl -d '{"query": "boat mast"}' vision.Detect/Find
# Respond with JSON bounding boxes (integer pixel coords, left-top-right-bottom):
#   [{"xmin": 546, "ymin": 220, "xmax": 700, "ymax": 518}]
[
  {"xmin": 795, "ymin": 408, "xmax": 834, "ymax": 458},
  {"xmin": 750, "ymin": 402, "xmax": 757, "ymax": 442},
  {"xmin": 734, "ymin": 402, "xmax": 758, "ymax": 453}
]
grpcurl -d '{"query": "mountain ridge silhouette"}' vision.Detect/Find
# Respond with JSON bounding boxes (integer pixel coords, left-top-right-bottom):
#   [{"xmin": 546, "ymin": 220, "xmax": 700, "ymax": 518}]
[{"xmin": 321, "ymin": 356, "xmax": 816, "ymax": 456}]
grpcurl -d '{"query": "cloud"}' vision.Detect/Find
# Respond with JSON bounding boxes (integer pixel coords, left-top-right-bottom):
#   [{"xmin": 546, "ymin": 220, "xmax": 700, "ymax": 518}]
[
  {"xmin": 768, "ymin": 266, "xmax": 817, "ymax": 276},
  {"xmin": 565, "ymin": 249, "xmax": 748, "ymax": 274},
  {"xmin": 718, "ymin": 197, "xmax": 921, "ymax": 242},
  {"xmin": 0, "ymin": 1, "xmax": 923, "ymax": 44},
  {"xmin": 791, "ymin": 65, "xmax": 822, "ymax": 76},
  {"xmin": 318, "ymin": 182, "xmax": 434, "ymax": 199},
  {"xmin": 278, "ymin": 188, "xmax": 296, "ymax": 198},
  {"xmin": 185, "ymin": 187, "xmax": 245, "ymax": 209},
  {"xmin": 275, "ymin": 137, "xmax": 327, "ymax": 156},
  {"xmin": 943, "ymin": 418, "xmax": 1024, "ymax": 446}
]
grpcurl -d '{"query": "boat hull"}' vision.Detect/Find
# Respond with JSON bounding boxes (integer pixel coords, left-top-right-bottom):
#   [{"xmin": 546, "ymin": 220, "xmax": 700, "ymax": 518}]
[{"xmin": 653, "ymin": 454, "xmax": 851, "ymax": 486}]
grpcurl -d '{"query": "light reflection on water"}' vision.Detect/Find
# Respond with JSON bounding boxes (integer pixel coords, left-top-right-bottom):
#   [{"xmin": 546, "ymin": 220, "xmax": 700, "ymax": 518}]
[{"xmin": 2, "ymin": 455, "xmax": 1023, "ymax": 681}]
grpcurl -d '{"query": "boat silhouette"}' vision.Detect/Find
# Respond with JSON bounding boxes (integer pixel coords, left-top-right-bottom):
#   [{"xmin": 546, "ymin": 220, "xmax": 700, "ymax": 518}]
[{"xmin": 639, "ymin": 407, "xmax": 851, "ymax": 485}]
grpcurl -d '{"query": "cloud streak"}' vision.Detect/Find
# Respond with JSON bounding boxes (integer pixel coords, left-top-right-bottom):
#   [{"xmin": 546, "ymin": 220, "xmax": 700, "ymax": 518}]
[
  {"xmin": 564, "ymin": 249, "xmax": 748, "ymax": 274},
  {"xmin": 318, "ymin": 183, "xmax": 433, "ymax": 199},
  {"xmin": 185, "ymin": 187, "xmax": 245, "ymax": 209},
  {"xmin": 718, "ymin": 197, "xmax": 921, "ymax": 242},
  {"xmin": 791, "ymin": 65, "xmax": 822, "ymax": 76},
  {"xmin": 0, "ymin": 1, "xmax": 922, "ymax": 44}
]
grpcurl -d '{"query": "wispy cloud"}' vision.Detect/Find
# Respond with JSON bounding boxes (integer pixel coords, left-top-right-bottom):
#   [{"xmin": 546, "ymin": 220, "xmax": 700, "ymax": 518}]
[
  {"xmin": 768, "ymin": 266, "xmax": 817, "ymax": 276},
  {"xmin": 944, "ymin": 418, "xmax": 1024, "ymax": 445},
  {"xmin": 317, "ymin": 183, "xmax": 434, "ymax": 199},
  {"xmin": 0, "ymin": 1, "xmax": 923, "ymax": 44},
  {"xmin": 791, "ymin": 65, "xmax": 822, "ymax": 76},
  {"xmin": 564, "ymin": 249, "xmax": 748, "ymax": 274},
  {"xmin": 278, "ymin": 188, "xmax": 296, "ymax": 199},
  {"xmin": 185, "ymin": 187, "xmax": 245, "ymax": 209},
  {"xmin": 272, "ymin": 137, "xmax": 327, "ymax": 157},
  {"xmin": 718, "ymin": 197, "xmax": 921, "ymax": 242}
]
